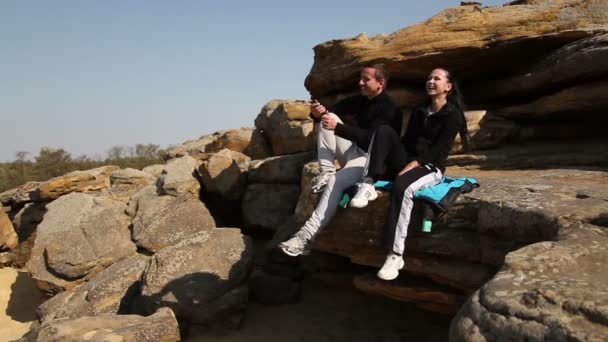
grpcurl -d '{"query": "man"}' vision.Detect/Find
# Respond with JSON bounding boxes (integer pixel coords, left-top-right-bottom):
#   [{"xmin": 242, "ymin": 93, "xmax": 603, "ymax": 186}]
[{"xmin": 279, "ymin": 63, "xmax": 403, "ymax": 256}]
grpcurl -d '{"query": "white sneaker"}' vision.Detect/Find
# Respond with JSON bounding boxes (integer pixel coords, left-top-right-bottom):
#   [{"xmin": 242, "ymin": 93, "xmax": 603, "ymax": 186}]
[
  {"xmin": 311, "ymin": 171, "xmax": 335, "ymax": 194},
  {"xmin": 377, "ymin": 253, "xmax": 404, "ymax": 281},
  {"xmin": 279, "ymin": 233, "xmax": 311, "ymax": 257},
  {"xmin": 349, "ymin": 182, "xmax": 378, "ymax": 208}
]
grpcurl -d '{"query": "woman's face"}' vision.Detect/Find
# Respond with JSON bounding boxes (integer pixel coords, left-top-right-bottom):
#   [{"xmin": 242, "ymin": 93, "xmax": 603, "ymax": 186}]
[{"xmin": 426, "ymin": 69, "xmax": 452, "ymax": 97}]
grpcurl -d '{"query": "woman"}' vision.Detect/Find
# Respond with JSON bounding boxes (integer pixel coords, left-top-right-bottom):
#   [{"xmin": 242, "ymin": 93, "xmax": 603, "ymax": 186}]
[{"xmin": 349, "ymin": 68, "xmax": 469, "ymax": 280}]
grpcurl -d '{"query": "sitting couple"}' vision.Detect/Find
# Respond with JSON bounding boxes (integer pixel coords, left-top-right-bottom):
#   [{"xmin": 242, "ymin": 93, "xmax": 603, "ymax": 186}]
[{"xmin": 280, "ymin": 63, "xmax": 468, "ymax": 281}]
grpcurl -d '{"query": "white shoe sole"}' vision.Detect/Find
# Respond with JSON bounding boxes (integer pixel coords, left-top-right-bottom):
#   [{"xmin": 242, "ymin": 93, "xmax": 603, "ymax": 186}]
[{"xmin": 377, "ymin": 258, "xmax": 404, "ymax": 281}]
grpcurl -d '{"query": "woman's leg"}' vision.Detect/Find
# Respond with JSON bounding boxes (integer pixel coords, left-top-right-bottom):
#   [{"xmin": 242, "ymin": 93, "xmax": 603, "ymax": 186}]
[{"xmin": 378, "ymin": 166, "xmax": 443, "ymax": 280}]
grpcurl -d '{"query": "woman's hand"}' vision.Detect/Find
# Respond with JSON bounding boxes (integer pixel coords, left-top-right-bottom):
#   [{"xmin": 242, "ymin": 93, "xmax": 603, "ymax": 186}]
[
  {"xmin": 321, "ymin": 113, "xmax": 338, "ymax": 130},
  {"xmin": 398, "ymin": 160, "xmax": 421, "ymax": 176}
]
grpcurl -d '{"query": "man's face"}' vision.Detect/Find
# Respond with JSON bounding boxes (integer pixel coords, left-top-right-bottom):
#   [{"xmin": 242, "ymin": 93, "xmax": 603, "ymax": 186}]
[{"xmin": 359, "ymin": 67, "xmax": 384, "ymax": 98}]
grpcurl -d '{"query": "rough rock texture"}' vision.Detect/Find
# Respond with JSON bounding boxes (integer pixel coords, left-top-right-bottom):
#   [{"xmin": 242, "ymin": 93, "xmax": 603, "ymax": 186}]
[
  {"xmin": 158, "ymin": 155, "xmax": 201, "ymax": 196},
  {"xmin": 248, "ymin": 151, "xmax": 315, "ymax": 184},
  {"xmin": 447, "ymin": 138, "xmax": 608, "ymax": 170},
  {"xmin": 198, "ymin": 149, "xmax": 250, "ymax": 200},
  {"xmin": 33, "ymin": 166, "xmax": 119, "ymax": 201},
  {"xmin": 26, "ymin": 193, "xmax": 136, "ymax": 292},
  {"xmin": 3, "ymin": 203, "xmax": 46, "ymax": 267},
  {"xmin": 290, "ymin": 165, "xmax": 608, "ymax": 324},
  {"xmin": 26, "ymin": 307, "xmax": 180, "ymax": 342},
  {"xmin": 305, "ymin": 0, "xmax": 608, "ymax": 97},
  {"xmin": 140, "ymin": 229, "xmax": 253, "ymax": 327},
  {"xmin": 37, "ymin": 254, "xmax": 149, "ymax": 322},
  {"xmin": 0, "ymin": 209, "xmax": 18, "ymax": 250},
  {"xmin": 142, "ymin": 164, "xmax": 164, "ymax": 178},
  {"xmin": 166, "ymin": 127, "xmax": 271, "ymax": 160},
  {"xmin": 110, "ymin": 168, "xmax": 156, "ymax": 190},
  {"xmin": 471, "ymin": 32, "xmax": 608, "ymax": 103},
  {"xmin": 254, "ymin": 100, "xmax": 316, "ymax": 156},
  {"xmin": 242, "ymin": 183, "xmax": 300, "ymax": 231},
  {"xmin": 451, "ymin": 222, "xmax": 608, "ymax": 341},
  {"xmin": 0, "ymin": 181, "xmax": 40, "ymax": 208},
  {"xmin": 443, "ymin": 168, "xmax": 608, "ymax": 340},
  {"xmin": 129, "ymin": 186, "xmax": 216, "ymax": 253}
]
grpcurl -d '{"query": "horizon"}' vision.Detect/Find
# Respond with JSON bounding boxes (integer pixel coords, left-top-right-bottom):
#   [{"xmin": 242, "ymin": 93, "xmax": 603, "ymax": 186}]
[{"xmin": 1, "ymin": 0, "xmax": 507, "ymax": 162}]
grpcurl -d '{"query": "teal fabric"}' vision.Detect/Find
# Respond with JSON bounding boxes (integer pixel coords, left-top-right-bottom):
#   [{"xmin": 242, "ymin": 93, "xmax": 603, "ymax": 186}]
[{"xmin": 373, "ymin": 176, "xmax": 478, "ymax": 201}]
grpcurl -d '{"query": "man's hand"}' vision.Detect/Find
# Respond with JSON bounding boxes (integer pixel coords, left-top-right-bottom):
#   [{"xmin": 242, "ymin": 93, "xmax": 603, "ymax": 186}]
[
  {"xmin": 310, "ymin": 100, "xmax": 328, "ymax": 119},
  {"xmin": 321, "ymin": 113, "xmax": 338, "ymax": 130},
  {"xmin": 398, "ymin": 160, "xmax": 421, "ymax": 176}
]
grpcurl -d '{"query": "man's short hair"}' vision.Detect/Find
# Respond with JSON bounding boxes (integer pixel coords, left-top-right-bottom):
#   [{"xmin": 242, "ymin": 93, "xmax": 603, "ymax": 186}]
[{"xmin": 363, "ymin": 62, "xmax": 389, "ymax": 83}]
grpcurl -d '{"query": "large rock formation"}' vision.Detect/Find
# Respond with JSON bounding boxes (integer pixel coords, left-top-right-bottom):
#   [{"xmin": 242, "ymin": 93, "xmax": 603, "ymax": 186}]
[
  {"xmin": 128, "ymin": 186, "xmax": 216, "ymax": 253},
  {"xmin": 166, "ymin": 127, "xmax": 271, "ymax": 160},
  {"xmin": 0, "ymin": 209, "xmax": 18, "ymax": 250},
  {"xmin": 254, "ymin": 100, "xmax": 316, "ymax": 156},
  {"xmin": 34, "ymin": 166, "xmax": 119, "ymax": 201},
  {"xmin": 305, "ymin": 0, "xmax": 608, "ymax": 97},
  {"xmin": 140, "ymin": 229, "xmax": 253, "ymax": 327},
  {"xmin": 24, "ymin": 308, "xmax": 180, "ymax": 342},
  {"xmin": 37, "ymin": 255, "xmax": 149, "ymax": 321},
  {"xmin": 26, "ymin": 193, "xmax": 136, "ymax": 292}
]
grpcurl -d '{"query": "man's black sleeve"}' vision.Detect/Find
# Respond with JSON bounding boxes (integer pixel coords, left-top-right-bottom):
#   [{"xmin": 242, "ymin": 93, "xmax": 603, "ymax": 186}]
[{"xmin": 334, "ymin": 104, "xmax": 401, "ymax": 150}]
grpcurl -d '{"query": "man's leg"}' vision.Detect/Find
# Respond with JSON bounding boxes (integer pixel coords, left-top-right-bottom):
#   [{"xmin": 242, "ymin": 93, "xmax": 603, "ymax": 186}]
[
  {"xmin": 280, "ymin": 151, "xmax": 367, "ymax": 256},
  {"xmin": 378, "ymin": 166, "xmax": 443, "ymax": 280},
  {"xmin": 312, "ymin": 114, "xmax": 353, "ymax": 193},
  {"xmin": 351, "ymin": 125, "xmax": 408, "ymax": 208}
]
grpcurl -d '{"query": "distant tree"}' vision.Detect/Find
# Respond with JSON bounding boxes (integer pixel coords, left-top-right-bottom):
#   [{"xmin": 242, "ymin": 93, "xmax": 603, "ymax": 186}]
[
  {"xmin": 135, "ymin": 143, "xmax": 160, "ymax": 160},
  {"xmin": 106, "ymin": 146, "xmax": 126, "ymax": 160},
  {"xmin": 34, "ymin": 147, "xmax": 73, "ymax": 179}
]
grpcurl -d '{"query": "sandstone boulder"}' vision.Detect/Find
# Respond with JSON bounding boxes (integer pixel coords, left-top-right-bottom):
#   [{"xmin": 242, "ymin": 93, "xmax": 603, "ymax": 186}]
[
  {"xmin": 34, "ymin": 166, "xmax": 119, "ymax": 201},
  {"xmin": 242, "ymin": 183, "xmax": 300, "ymax": 231},
  {"xmin": 254, "ymin": 100, "xmax": 316, "ymax": 155},
  {"xmin": 198, "ymin": 149, "xmax": 250, "ymax": 200},
  {"xmin": 166, "ymin": 127, "xmax": 271, "ymax": 160},
  {"xmin": 110, "ymin": 168, "xmax": 156, "ymax": 190},
  {"xmin": 37, "ymin": 254, "xmax": 149, "ymax": 321},
  {"xmin": 305, "ymin": 0, "xmax": 608, "ymax": 97},
  {"xmin": 129, "ymin": 186, "xmax": 216, "ymax": 253},
  {"xmin": 0, "ymin": 181, "xmax": 40, "ymax": 207},
  {"xmin": 158, "ymin": 155, "xmax": 201, "ymax": 196},
  {"xmin": 248, "ymin": 151, "xmax": 315, "ymax": 184},
  {"xmin": 450, "ymin": 222, "xmax": 608, "ymax": 341},
  {"xmin": 471, "ymin": 32, "xmax": 608, "ymax": 103},
  {"xmin": 26, "ymin": 193, "xmax": 136, "ymax": 292},
  {"xmin": 0, "ymin": 209, "xmax": 18, "ymax": 250},
  {"xmin": 142, "ymin": 164, "xmax": 164, "ymax": 178},
  {"xmin": 140, "ymin": 229, "xmax": 253, "ymax": 326},
  {"xmin": 26, "ymin": 308, "xmax": 180, "ymax": 342}
]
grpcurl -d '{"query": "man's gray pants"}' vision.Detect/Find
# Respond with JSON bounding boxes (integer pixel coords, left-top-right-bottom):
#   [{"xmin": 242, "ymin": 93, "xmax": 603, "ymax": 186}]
[{"xmin": 299, "ymin": 114, "xmax": 367, "ymax": 241}]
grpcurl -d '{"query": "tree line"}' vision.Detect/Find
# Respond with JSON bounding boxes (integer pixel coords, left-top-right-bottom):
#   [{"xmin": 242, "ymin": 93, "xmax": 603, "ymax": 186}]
[{"xmin": 0, "ymin": 144, "xmax": 168, "ymax": 193}]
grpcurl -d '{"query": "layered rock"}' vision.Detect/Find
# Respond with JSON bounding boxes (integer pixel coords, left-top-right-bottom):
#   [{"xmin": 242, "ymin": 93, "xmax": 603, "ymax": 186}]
[
  {"xmin": 166, "ymin": 127, "xmax": 271, "ymax": 160},
  {"xmin": 37, "ymin": 254, "xmax": 149, "ymax": 321},
  {"xmin": 248, "ymin": 151, "xmax": 315, "ymax": 184},
  {"xmin": 198, "ymin": 149, "xmax": 250, "ymax": 200},
  {"xmin": 33, "ymin": 166, "xmax": 119, "ymax": 201},
  {"xmin": 25, "ymin": 308, "xmax": 180, "ymax": 342},
  {"xmin": 26, "ymin": 193, "xmax": 136, "ymax": 292},
  {"xmin": 140, "ymin": 229, "xmax": 253, "ymax": 326},
  {"xmin": 0, "ymin": 209, "xmax": 18, "ymax": 250},
  {"xmin": 242, "ymin": 183, "xmax": 300, "ymax": 231},
  {"xmin": 128, "ymin": 186, "xmax": 216, "ymax": 253},
  {"xmin": 305, "ymin": 0, "xmax": 608, "ymax": 97},
  {"xmin": 254, "ymin": 100, "xmax": 316, "ymax": 155},
  {"xmin": 158, "ymin": 155, "xmax": 201, "ymax": 196},
  {"xmin": 0, "ymin": 181, "xmax": 40, "ymax": 208}
]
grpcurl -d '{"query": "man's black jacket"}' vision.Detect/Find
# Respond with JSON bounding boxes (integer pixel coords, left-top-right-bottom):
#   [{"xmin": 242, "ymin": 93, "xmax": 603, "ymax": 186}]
[{"xmin": 315, "ymin": 91, "xmax": 402, "ymax": 151}]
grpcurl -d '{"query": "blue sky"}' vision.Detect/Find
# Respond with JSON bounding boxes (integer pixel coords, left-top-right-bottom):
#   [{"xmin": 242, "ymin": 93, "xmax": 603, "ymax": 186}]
[{"xmin": 0, "ymin": 0, "xmax": 506, "ymax": 161}]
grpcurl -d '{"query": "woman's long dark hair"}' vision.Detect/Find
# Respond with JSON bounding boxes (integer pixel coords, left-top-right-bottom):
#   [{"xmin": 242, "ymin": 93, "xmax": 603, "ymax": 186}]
[{"xmin": 442, "ymin": 69, "xmax": 470, "ymax": 152}]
